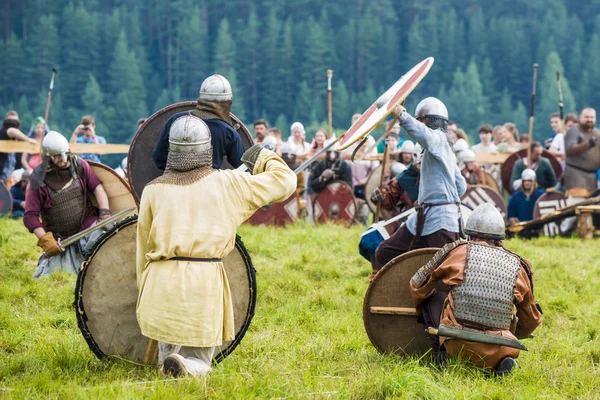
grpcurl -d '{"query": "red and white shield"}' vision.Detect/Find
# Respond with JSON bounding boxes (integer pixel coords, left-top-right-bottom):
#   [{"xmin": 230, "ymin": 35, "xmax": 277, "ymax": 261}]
[
  {"xmin": 338, "ymin": 57, "xmax": 434, "ymax": 151},
  {"xmin": 313, "ymin": 181, "xmax": 356, "ymax": 226},
  {"xmin": 461, "ymin": 185, "xmax": 508, "ymax": 222},
  {"xmin": 0, "ymin": 182, "xmax": 12, "ymax": 216},
  {"xmin": 247, "ymin": 193, "xmax": 299, "ymax": 227}
]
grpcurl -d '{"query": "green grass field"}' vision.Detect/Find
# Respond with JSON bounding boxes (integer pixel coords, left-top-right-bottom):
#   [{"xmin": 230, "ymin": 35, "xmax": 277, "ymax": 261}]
[{"xmin": 1, "ymin": 217, "xmax": 600, "ymax": 399}]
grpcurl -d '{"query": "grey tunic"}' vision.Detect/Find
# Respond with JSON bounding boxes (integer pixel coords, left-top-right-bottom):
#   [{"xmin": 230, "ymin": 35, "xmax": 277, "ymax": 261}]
[{"xmin": 564, "ymin": 125, "xmax": 600, "ymax": 191}]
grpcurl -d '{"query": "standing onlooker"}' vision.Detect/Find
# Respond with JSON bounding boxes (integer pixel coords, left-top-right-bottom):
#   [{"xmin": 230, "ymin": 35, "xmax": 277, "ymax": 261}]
[
  {"xmin": 266, "ymin": 127, "xmax": 283, "ymax": 155},
  {"xmin": 547, "ymin": 112, "xmax": 566, "ymax": 162},
  {"xmin": 22, "ymin": 117, "xmax": 48, "ymax": 172},
  {"xmin": 564, "ymin": 113, "xmax": 578, "ymax": 131},
  {"xmin": 564, "ymin": 107, "xmax": 600, "ymax": 193},
  {"xmin": 0, "ymin": 111, "xmax": 37, "ymax": 184},
  {"xmin": 253, "ymin": 119, "xmax": 268, "ymax": 143},
  {"xmin": 498, "ymin": 123, "xmax": 521, "ymax": 153},
  {"xmin": 287, "ymin": 122, "xmax": 311, "ymax": 157},
  {"xmin": 448, "ymin": 120, "xmax": 458, "ymax": 134},
  {"xmin": 10, "ymin": 170, "xmax": 30, "ymax": 217},
  {"xmin": 70, "ymin": 115, "xmax": 107, "ymax": 163},
  {"xmin": 311, "ymin": 128, "xmax": 327, "ymax": 155},
  {"xmin": 492, "ymin": 125, "xmax": 507, "ymax": 148},
  {"xmin": 510, "ymin": 141, "xmax": 557, "ymax": 190},
  {"xmin": 471, "ymin": 124, "xmax": 497, "ymax": 153}
]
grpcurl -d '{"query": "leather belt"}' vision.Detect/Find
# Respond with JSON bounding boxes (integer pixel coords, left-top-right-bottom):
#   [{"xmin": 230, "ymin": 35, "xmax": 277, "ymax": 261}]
[{"xmin": 167, "ymin": 257, "xmax": 222, "ymax": 262}]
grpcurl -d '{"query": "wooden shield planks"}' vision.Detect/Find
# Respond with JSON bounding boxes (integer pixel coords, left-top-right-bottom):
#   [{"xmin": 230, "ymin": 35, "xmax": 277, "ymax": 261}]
[
  {"xmin": 461, "ymin": 185, "xmax": 508, "ymax": 223},
  {"xmin": 338, "ymin": 58, "xmax": 434, "ymax": 151},
  {"xmin": 501, "ymin": 150, "xmax": 562, "ymax": 194},
  {"xmin": 127, "ymin": 101, "xmax": 254, "ymax": 203},
  {"xmin": 363, "ymin": 248, "xmax": 447, "ymax": 356},
  {"xmin": 75, "ymin": 216, "xmax": 257, "ymax": 365},
  {"xmin": 313, "ymin": 181, "xmax": 356, "ymax": 226},
  {"xmin": 247, "ymin": 192, "xmax": 299, "ymax": 227},
  {"xmin": 0, "ymin": 182, "xmax": 12, "ymax": 216},
  {"xmin": 88, "ymin": 161, "xmax": 137, "ymax": 214}
]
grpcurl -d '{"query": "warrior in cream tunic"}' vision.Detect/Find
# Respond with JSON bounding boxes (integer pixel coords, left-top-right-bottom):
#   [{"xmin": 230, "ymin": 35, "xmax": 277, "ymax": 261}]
[{"xmin": 136, "ymin": 114, "xmax": 296, "ymax": 377}]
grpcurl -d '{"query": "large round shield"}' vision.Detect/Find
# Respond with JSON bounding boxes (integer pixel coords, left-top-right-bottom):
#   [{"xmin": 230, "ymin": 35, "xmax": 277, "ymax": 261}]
[
  {"xmin": 363, "ymin": 248, "xmax": 447, "ymax": 356},
  {"xmin": 247, "ymin": 192, "xmax": 299, "ymax": 227},
  {"xmin": 88, "ymin": 161, "xmax": 137, "ymax": 214},
  {"xmin": 0, "ymin": 182, "xmax": 12, "ymax": 216},
  {"xmin": 127, "ymin": 101, "xmax": 254, "ymax": 203},
  {"xmin": 532, "ymin": 191, "xmax": 584, "ymax": 237},
  {"xmin": 481, "ymin": 170, "xmax": 501, "ymax": 194},
  {"xmin": 313, "ymin": 181, "xmax": 356, "ymax": 226},
  {"xmin": 75, "ymin": 216, "xmax": 257, "ymax": 365},
  {"xmin": 365, "ymin": 165, "xmax": 382, "ymax": 213},
  {"xmin": 461, "ymin": 185, "xmax": 508, "ymax": 223},
  {"xmin": 501, "ymin": 150, "xmax": 562, "ymax": 194}
]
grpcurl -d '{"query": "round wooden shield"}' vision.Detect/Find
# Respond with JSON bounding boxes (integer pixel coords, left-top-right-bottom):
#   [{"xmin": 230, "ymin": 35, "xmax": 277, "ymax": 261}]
[
  {"xmin": 461, "ymin": 185, "xmax": 508, "ymax": 223},
  {"xmin": 338, "ymin": 58, "xmax": 434, "ymax": 151},
  {"xmin": 481, "ymin": 170, "xmax": 501, "ymax": 194},
  {"xmin": 532, "ymin": 191, "xmax": 584, "ymax": 237},
  {"xmin": 365, "ymin": 165, "xmax": 383, "ymax": 213},
  {"xmin": 127, "ymin": 101, "xmax": 254, "ymax": 203},
  {"xmin": 0, "ymin": 182, "xmax": 12, "ymax": 216},
  {"xmin": 88, "ymin": 161, "xmax": 137, "ymax": 215},
  {"xmin": 313, "ymin": 181, "xmax": 356, "ymax": 226},
  {"xmin": 501, "ymin": 150, "xmax": 562, "ymax": 194},
  {"xmin": 363, "ymin": 248, "xmax": 447, "ymax": 356},
  {"xmin": 247, "ymin": 192, "xmax": 299, "ymax": 227},
  {"xmin": 75, "ymin": 216, "xmax": 257, "ymax": 365}
]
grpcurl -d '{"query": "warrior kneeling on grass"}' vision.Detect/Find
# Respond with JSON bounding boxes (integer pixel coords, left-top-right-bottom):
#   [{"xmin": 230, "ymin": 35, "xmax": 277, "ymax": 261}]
[{"xmin": 410, "ymin": 203, "xmax": 543, "ymax": 376}]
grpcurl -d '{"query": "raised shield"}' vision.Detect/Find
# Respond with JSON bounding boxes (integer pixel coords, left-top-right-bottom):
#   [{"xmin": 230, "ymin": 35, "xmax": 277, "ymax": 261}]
[
  {"xmin": 127, "ymin": 101, "xmax": 254, "ymax": 203},
  {"xmin": 363, "ymin": 248, "xmax": 448, "ymax": 356},
  {"xmin": 0, "ymin": 182, "xmax": 12, "ymax": 216},
  {"xmin": 88, "ymin": 161, "xmax": 137, "ymax": 214},
  {"xmin": 247, "ymin": 193, "xmax": 299, "ymax": 227},
  {"xmin": 75, "ymin": 216, "xmax": 257, "ymax": 364},
  {"xmin": 338, "ymin": 58, "xmax": 434, "ymax": 151},
  {"xmin": 461, "ymin": 185, "xmax": 508, "ymax": 223},
  {"xmin": 313, "ymin": 180, "xmax": 356, "ymax": 226},
  {"xmin": 501, "ymin": 149, "xmax": 562, "ymax": 195}
]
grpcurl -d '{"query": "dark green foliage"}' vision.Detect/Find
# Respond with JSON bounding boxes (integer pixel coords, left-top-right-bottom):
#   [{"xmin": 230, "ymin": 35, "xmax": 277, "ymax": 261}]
[{"xmin": 1, "ymin": 0, "xmax": 599, "ymax": 151}]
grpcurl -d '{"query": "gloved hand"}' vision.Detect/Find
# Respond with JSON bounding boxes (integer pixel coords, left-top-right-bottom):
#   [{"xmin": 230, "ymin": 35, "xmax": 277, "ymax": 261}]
[
  {"xmin": 241, "ymin": 144, "xmax": 265, "ymax": 174},
  {"xmin": 370, "ymin": 187, "xmax": 385, "ymax": 203},
  {"xmin": 320, "ymin": 169, "xmax": 335, "ymax": 182},
  {"xmin": 37, "ymin": 232, "xmax": 63, "ymax": 257},
  {"xmin": 589, "ymin": 137, "xmax": 597, "ymax": 148},
  {"xmin": 391, "ymin": 104, "xmax": 406, "ymax": 120}
]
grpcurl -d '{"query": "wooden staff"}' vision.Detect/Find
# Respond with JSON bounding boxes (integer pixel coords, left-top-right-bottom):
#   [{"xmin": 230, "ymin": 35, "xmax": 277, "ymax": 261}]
[
  {"xmin": 374, "ymin": 119, "xmax": 398, "ymax": 223},
  {"xmin": 43, "ymin": 68, "xmax": 57, "ymax": 133},
  {"xmin": 327, "ymin": 69, "xmax": 333, "ymax": 139},
  {"xmin": 527, "ymin": 63, "xmax": 538, "ymax": 167},
  {"xmin": 557, "ymin": 71, "xmax": 565, "ymax": 133}
]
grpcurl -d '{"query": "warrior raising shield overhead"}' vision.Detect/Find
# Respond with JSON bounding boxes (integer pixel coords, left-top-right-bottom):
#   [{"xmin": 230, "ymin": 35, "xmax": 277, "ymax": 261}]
[
  {"xmin": 374, "ymin": 98, "xmax": 467, "ymax": 270},
  {"xmin": 136, "ymin": 114, "xmax": 296, "ymax": 377},
  {"xmin": 410, "ymin": 204, "xmax": 542, "ymax": 375},
  {"xmin": 23, "ymin": 131, "xmax": 112, "ymax": 278},
  {"xmin": 152, "ymin": 74, "xmax": 245, "ymax": 170}
]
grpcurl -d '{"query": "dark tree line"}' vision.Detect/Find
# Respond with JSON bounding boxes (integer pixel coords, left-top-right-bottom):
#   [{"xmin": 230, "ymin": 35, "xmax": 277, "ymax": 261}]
[{"xmin": 1, "ymin": 0, "xmax": 599, "ymax": 146}]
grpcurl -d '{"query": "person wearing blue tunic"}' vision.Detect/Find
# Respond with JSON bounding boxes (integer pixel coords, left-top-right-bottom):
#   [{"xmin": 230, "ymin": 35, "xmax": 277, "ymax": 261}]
[{"xmin": 508, "ymin": 168, "xmax": 545, "ymax": 224}]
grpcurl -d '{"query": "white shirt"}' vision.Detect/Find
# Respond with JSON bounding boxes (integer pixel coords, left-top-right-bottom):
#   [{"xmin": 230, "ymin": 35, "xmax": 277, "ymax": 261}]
[
  {"xmin": 550, "ymin": 133, "xmax": 565, "ymax": 157},
  {"xmin": 471, "ymin": 142, "xmax": 497, "ymax": 153}
]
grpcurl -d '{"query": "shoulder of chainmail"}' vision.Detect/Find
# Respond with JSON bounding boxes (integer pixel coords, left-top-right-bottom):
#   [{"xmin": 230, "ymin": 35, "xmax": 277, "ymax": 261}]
[
  {"xmin": 147, "ymin": 166, "xmax": 216, "ymax": 187},
  {"xmin": 411, "ymin": 239, "xmax": 468, "ymax": 288}
]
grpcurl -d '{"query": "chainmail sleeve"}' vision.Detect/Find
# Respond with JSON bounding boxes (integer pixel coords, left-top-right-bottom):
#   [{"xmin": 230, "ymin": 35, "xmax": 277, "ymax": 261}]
[{"xmin": 411, "ymin": 239, "xmax": 467, "ymax": 288}]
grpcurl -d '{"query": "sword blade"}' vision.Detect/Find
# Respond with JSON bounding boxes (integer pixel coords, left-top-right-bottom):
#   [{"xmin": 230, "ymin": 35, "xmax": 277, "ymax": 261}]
[
  {"xmin": 293, "ymin": 135, "xmax": 343, "ymax": 175},
  {"xmin": 428, "ymin": 325, "xmax": 528, "ymax": 351}
]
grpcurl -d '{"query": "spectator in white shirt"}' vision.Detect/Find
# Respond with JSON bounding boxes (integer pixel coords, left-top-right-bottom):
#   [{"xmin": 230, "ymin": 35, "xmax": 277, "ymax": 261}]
[{"xmin": 471, "ymin": 124, "xmax": 497, "ymax": 153}]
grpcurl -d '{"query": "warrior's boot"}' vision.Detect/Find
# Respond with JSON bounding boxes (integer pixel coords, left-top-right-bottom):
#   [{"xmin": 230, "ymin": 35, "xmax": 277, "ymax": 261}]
[
  {"xmin": 163, "ymin": 353, "xmax": 189, "ymax": 377},
  {"xmin": 495, "ymin": 357, "xmax": 518, "ymax": 377}
]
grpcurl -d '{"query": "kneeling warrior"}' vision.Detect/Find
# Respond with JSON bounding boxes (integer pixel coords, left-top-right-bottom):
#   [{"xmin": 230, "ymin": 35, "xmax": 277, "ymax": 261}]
[
  {"xmin": 137, "ymin": 114, "xmax": 296, "ymax": 377},
  {"xmin": 410, "ymin": 204, "xmax": 543, "ymax": 376},
  {"xmin": 23, "ymin": 131, "xmax": 112, "ymax": 278}
]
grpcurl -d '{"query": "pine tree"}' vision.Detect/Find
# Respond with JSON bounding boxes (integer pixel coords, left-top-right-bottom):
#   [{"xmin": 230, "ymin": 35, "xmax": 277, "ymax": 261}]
[
  {"xmin": 332, "ymin": 79, "xmax": 350, "ymax": 130},
  {"xmin": 82, "ymin": 74, "xmax": 105, "ymax": 117},
  {"xmin": 24, "ymin": 14, "xmax": 59, "ymax": 98},
  {"xmin": 176, "ymin": 7, "xmax": 209, "ymax": 98},
  {"xmin": 227, "ymin": 69, "xmax": 246, "ymax": 121},
  {"xmin": 294, "ymin": 81, "xmax": 313, "ymax": 123},
  {"xmin": 236, "ymin": 10, "xmax": 260, "ymax": 119},
  {"xmin": 1, "ymin": 33, "xmax": 25, "ymax": 103},
  {"xmin": 214, "ymin": 19, "xmax": 235, "ymax": 74}
]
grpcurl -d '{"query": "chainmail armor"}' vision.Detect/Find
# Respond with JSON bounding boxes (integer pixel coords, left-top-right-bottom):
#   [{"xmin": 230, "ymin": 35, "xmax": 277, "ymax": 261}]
[
  {"xmin": 42, "ymin": 178, "xmax": 92, "ymax": 238},
  {"xmin": 452, "ymin": 242, "xmax": 521, "ymax": 330},
  {"xmin": 148, "ymin": 149, "xmax": 215, "ymax": 186},
  {"xmin": 411, "ymin": 239, "xmax": 467, "ymax": 288}
]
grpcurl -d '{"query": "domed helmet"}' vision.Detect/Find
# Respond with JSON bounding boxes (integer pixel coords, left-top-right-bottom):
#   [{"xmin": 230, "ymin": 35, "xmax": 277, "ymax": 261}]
[
  {"xmin": 400, "ymin": 140, "xmax": 415, "ymax": 154},
  {"xmin": 464, "ymin": 203, "xmax": 505, "ymax": 240},
  {"xmin": 453, "ymin": 138, "xmax": 469, "ymax": 153},
  {"xmin": 261, "ymin": 135, "xmax": 278, "ymax": 151},
  {"xmin": 459, "ymin": 149, "xmax": 476, "ymax": 164},
  {"xmin": 42, "ymin": 131, "xmax": 70, "ymax": 163},
  {"xmin": 199, "ymin": 74, "xmax": 232, "ymax": 101},
  {"xmin": 415, "ymin": 97, "xmax": 448, "ymax": 121},
  {"xmin": 169, "ymin": 114, "xmax": 211, "ymax": 152},
  {"xmin": 521, "ymin": 168, "xmax": 536, "ymax": 181}
]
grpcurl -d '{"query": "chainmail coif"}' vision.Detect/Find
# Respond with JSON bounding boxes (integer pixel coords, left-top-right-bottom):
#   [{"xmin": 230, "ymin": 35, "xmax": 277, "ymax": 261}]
[{"xmin": 148, "ymin": 148, "xmax": 215, "ymax": 186}]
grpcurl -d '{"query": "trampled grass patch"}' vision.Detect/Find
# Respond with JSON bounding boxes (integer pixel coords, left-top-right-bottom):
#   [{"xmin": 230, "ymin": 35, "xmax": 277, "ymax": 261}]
[{"xmin": 1, "ymin": 217, "xmax": 600, "ymax": 398}]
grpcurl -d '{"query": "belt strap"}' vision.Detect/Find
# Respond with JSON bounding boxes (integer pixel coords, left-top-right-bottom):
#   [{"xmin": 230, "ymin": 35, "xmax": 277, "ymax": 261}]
[
  {"xmin": 167, "ymin": 256, "xmax": 222, "ymax": 262},
  {"xmin": 566, "ymin": 162, "xmax": 597, "ymax": 174},
  {"xmin": 408, "ymin": 202, "xmax": 459, "ymax": 251}
]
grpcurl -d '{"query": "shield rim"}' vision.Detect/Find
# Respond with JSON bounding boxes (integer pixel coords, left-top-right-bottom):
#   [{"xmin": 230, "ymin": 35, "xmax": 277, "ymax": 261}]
[
  {"xmin": 501, "ymin": 149, "xmax": 562, "ymax": 195},
  {"xmin": 338, "ymin": 57, "xmax": 434, "ymax": 151},
  {"xmin": 363, "ymin": 247, "xmax": 441, "ymax": 356},
  {"xmin": 74, "ymin": 216, "xmax": 257, "ymax": 365},
  {"xmin": 127, "ymin": 101, "xmax": 254, "ymax": 204},
  {"xmin": 364, "ymin": 165, "xmax": 382, "ymax": 213},
  {"xmin": 313, "ymin": 180, "xmax": 356, "ymax": 227},
  {"xmin": 0, "ymin": 182, "xmax": 13, "ymax": 215},
  {"xmin": 461, "ymin": 184, "xmax": 508, "ymax": 223}
]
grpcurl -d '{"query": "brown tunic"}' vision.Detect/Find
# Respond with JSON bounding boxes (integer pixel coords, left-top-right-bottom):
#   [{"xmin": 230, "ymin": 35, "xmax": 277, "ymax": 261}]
[
  {"xmin": 410, "ymin": 243, "xmax": 542, "ymax": 369},
  {"xmin": 564, "ymin": 124, "xmax": 600, "ymax": 191}
]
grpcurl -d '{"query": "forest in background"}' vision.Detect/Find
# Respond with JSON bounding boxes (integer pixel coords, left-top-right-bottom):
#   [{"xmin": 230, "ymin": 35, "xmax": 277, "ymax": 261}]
[{"xmin": 1, "ymin": 0, "xmax": 600, "ymax": 146}]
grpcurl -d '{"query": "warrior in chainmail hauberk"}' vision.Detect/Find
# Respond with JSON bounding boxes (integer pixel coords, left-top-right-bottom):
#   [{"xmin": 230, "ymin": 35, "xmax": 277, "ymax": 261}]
[
  {"xmin": 410, "ymin": 204, "xmax": 543, "ymax": 376},
  {"xmin": 23, "ymin": 131, "xmax": 112, "ymax": 278},
  {"xmin": 373, "ymin": 98, "xmax": 467, "ymax": 271},
  {"xmin": 152, "ymin": 74, "xmax": 245, "ymax": 170},
  {"xmin": 137, "ymin": 114, "xmax": 296, "ymax": 377}
]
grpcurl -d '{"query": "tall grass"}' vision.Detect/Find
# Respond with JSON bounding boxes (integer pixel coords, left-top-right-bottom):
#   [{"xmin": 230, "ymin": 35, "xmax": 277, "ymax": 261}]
[{"xmin": 1, "ymin": 218, "xmax": 599, "ymax": 399}]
